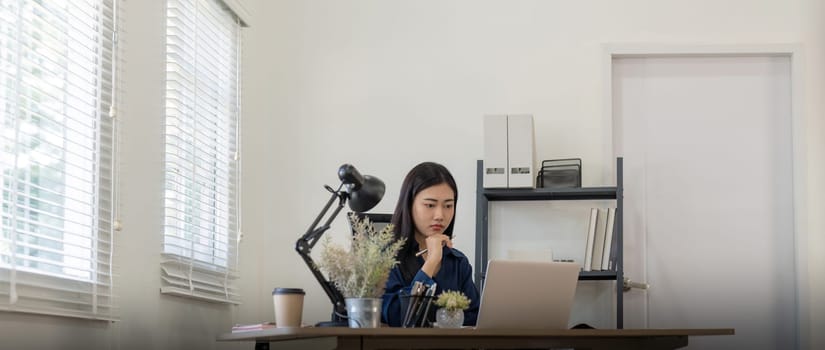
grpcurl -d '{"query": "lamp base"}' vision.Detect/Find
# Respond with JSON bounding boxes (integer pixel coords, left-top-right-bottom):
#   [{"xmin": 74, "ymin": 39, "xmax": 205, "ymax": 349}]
[
  {"xmin": 315, "ymin": 320, "xmax": 349, "ymax": 327},
  {"xmin": 315, "ymin": 309, "xmax": 349, "ymax": 327}
]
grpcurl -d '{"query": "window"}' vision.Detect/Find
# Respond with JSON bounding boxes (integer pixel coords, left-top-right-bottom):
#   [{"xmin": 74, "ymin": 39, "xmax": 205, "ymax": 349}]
[
  {"xmin": 0, "ymin": 0, "xmax": 117, "ymax": 319},
  {"xmin": 162, "ymin": 0, "xmax": 242, "ymax": 304}
]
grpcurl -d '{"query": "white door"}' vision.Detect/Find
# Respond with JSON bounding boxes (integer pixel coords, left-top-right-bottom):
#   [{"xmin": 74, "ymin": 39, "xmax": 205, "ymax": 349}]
[{"xmin": 613, "ymin": 55, "xmax": 795, "ymax": 349}]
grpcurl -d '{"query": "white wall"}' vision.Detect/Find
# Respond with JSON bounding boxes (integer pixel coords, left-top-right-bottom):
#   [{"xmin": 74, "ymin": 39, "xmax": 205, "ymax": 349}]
[
  {"xmin": 0, "ymin": 0, "xmax": 821, "ymax": 349},
  {"xmin": 800, "ymin": 1, "xmax": 825, "ymax": 349},
  {"xmin": 246, "ymin": 0, "xmax": 824, "ymax": 347},
  {"xmin": 0, "ymin": 1, "xmax": 250, "ymax": 349}
]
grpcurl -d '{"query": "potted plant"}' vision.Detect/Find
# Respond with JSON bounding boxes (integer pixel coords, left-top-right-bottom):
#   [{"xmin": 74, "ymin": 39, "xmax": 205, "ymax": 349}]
[
  {"xmin": 434, "ymin": 290, "xmax": 471, "ymax": 328},
  {"xmin": 316, "ymin": 213, "xmax": 405, "ymax": 328}
]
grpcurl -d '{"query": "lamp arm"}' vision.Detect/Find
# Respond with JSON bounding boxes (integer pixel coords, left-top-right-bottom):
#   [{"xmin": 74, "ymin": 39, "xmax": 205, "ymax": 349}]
[
  {"xmin": 296, "ymin": 243, "xmax": 347, "ymax": 320},
  {"xmin": 299, "ymin": 186, "xmax": 343, "ymax": 249},
  {"xmin": 295, "ymin": 187, "xmax": 349, "ymax": 322}
]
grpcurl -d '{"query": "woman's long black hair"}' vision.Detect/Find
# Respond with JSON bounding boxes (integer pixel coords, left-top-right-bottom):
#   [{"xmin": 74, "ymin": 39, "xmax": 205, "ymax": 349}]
[{"xmin": 391, "ymin": 162, "xmax": 458, "ymax": 283}]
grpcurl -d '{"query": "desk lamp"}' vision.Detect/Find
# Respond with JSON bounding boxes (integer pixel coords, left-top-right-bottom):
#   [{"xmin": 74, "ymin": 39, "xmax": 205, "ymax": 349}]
[{"xmin": 295, "ymin": 164, "xmax": 385, "ymax": 327}]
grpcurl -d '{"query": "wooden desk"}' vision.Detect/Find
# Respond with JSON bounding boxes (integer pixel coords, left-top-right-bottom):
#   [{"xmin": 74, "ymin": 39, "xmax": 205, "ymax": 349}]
[{"xmin": 217, "ymin": 327, "xmax": 734, "ymax": 350}]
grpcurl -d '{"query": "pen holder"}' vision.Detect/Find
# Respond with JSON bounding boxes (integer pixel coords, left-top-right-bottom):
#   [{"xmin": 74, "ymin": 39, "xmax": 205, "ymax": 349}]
[{"xmin": 400, "ymin": 294, "xmax": 436, "ymax": 328}]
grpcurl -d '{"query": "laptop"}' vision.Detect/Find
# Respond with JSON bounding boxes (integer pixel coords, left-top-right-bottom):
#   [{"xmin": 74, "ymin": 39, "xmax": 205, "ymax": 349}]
[{"xmin": 475, "ymin": 260, "xmax": 579, "ymax": 329}]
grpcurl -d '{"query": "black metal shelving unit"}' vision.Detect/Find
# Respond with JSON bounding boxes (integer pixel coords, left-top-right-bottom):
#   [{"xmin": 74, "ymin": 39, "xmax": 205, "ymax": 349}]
[{"xmin": 474, "ymin": 157, "xmax": 624, "ymax": 328}]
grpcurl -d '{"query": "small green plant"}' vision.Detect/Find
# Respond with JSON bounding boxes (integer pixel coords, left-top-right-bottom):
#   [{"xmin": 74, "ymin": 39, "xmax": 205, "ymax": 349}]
[
  {"xmin": 316, "ymin": 213, "xmax": 405, "ymax": 298},
  {"xmin": 434, "ymin": 290, "xmax": 471, "ymax": 311}
]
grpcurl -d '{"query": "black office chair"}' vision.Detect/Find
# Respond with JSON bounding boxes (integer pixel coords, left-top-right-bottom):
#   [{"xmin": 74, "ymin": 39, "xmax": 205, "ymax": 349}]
[{"xmin": 347, "ymin": 212, "xmax": 393, "ymax": 235}]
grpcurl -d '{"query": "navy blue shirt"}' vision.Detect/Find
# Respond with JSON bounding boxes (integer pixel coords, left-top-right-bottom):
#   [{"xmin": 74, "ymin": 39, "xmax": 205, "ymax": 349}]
[{"xmin": 382, "ymin": 247, "xmax": 480, "ymax": 327}]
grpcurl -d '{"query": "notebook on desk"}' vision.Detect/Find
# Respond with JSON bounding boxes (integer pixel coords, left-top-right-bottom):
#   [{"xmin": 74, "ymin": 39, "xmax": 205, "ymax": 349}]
[{"xmin": 474, "ymin": 260, "xmax": 579, "ymax": 329}]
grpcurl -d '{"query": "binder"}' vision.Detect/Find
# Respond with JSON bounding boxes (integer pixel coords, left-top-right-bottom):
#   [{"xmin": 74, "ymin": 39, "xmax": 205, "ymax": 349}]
[
  {"xmin": 583, "ymin": 208, "xmax": 598, "ymax": 272},
  {"xmin": 483, "ymin": 115, "xmax": 508, "ymax": 188},
  {"xmin": 506, "ymin": 114, "xmax": 535, "ymax": 188},
  {"xmin": 601, "ymin": 207, "xmax": 616, "ymax": 270},
  {"xmin": 591, "ymin": 208, "xmax": 607, "ymax": 271}
]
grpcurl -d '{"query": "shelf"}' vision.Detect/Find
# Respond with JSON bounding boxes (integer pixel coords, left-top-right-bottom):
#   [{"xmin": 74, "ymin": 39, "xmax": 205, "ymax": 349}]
[
  {"xmin": 481, "ymin": 270, "xmax": 618, "ymax": 282},
  {"xmin": 578, "ymin": 270, "xmax": 618, "ymax": 280},
  {"xmin": 482, "ymin": 187, "xmax": 618, "ymax": 201},
  {"xmin": 475, "ymin": 158, "xmax": 624, "ymax": 328}
]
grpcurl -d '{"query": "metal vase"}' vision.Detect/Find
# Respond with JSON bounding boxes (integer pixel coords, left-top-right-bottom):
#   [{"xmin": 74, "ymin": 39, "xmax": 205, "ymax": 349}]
[{"xmin": 345, "ymin": 297, "xmax": 382, "ymax": 328}]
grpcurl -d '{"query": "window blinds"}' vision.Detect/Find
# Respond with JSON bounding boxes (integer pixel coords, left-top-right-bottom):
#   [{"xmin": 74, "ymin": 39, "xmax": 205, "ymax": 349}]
[
  {"xmin": 0, "ymin": 0, "xmax": 118, "ymax": 320},
  {"xmin": 162, "ymin": 0, "xmax": 241, "ymax": 304}
]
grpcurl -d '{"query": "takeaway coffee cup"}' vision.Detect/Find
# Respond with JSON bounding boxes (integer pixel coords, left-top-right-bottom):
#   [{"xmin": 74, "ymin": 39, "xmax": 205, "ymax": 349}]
[{"xmin": 272, "ymin": 288, "xmax": 305, "ymax": 327}]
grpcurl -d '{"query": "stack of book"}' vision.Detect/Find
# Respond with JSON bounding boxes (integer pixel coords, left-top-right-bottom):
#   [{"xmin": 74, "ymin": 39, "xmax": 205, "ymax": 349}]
[
  {"xmin": 231, "ymin": 322, "xmax": 276, "ymax": 333},
  {"xmin": 582, "ymin": 207, "xmax": 617, "ymax": 272}
]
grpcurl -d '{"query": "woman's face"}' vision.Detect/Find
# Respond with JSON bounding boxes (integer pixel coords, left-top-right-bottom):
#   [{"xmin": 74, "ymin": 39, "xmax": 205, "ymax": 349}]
[{"xmin": 411, "ymin": 182, "xmax": 455, "ymax": 238}]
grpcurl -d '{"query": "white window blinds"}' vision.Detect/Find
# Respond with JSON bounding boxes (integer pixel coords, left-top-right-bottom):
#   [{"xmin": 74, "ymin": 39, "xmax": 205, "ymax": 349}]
[
  {"xmin": 0, "ymin": 0, "xmax": 118, "ymax": 320},
  {"xmin": 162, "ymin": 0, "xmax": 241, "ymax": 304}
]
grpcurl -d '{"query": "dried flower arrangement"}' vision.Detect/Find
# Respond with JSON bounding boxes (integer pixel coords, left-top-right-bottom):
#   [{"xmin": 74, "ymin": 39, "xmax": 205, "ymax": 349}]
[
  {"xmin": 434, "ymin": 290, "xmax": 471, "ymax": 311},
  {"xmin": 316, "ymin": 213, "xmax": 406, "ymax": 298}
]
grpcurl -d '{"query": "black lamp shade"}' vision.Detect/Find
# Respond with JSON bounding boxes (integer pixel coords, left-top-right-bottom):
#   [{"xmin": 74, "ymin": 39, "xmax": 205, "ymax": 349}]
[
  {"xmin": 338, "ymin": 164, "xmax": 365, "ymax": 191},
  {"xmin": 348, "ymin": 175, "xmax": 384, "ymax": 212}
]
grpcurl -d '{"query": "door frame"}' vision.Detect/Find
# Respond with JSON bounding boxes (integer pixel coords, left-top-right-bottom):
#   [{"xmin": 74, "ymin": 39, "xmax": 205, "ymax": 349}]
[{"xmin": 602, "ymin": 44, "xmax": 808, "ymax": 348}]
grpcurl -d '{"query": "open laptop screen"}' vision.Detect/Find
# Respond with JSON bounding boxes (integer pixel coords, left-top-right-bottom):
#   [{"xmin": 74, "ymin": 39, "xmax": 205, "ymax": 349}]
[{"xmin": 475, "ymin": 260, "xmax": 579, "ymax": 329}]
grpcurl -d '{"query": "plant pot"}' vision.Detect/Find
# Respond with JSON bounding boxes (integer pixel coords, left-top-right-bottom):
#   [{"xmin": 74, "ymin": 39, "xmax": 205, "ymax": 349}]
[
  {"xmin": 436, "ymin": 308, "xmax": 464, "ymax": 328},
  {"xmin": 345, "ymin": 297, "xmax": 382, "ymax": 328}
]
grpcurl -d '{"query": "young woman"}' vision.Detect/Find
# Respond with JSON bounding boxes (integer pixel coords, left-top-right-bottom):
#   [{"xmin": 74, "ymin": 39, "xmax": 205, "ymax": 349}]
[{"xmin": 381, "ymin": 162, "xmax": 480, "ymax": 327}]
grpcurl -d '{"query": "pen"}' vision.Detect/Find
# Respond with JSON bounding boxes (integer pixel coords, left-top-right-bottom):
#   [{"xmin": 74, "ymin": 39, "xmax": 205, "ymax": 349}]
[
  {"xmin": 410, "ymin": 283, "xmax": 436, "ymax": 328},
  {"xmin": 418, "ymin": 283, "xmax": 437, "ymax": 327},
  {"xmin": 403, "ymin": 282, "xmax": 422, "ymax": 327},
  {"xmin": 415, "ymin": 236, "xmax": 456, "ymax": 257}
]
